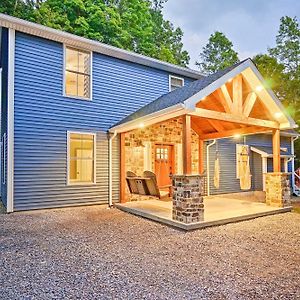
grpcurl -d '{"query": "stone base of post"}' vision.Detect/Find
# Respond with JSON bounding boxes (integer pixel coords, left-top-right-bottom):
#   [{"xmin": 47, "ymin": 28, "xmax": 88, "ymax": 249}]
[
  {"xmin": 172, "ymin": 174, "xmax": 205, "ymax": 223},
  {"xmin": 265, "ymin": 172, "xmax": 291, "ymax": 207}
]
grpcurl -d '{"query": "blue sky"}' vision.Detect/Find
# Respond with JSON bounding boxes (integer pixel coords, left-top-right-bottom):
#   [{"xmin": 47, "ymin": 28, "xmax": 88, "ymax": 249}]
[{"xmin": 162, "ymin": 0, "xmax": 300, "ymax": 68}]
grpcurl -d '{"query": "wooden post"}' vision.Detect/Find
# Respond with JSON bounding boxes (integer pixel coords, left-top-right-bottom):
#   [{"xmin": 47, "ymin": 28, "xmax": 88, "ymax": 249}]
[
  {"xmin": 272, "ymin": 129, "xmax": 281, "ymax": 172},
  {"xmin": 182, "ymin": 115, "xmax": 192, "ymax": 174},
  {"xmin": 199, "ymin": 139, "xmax": 204, "ymax": 174},
  {"xmin": 120, "ymin": 132, "xmax": 127, "ymax": 203}
]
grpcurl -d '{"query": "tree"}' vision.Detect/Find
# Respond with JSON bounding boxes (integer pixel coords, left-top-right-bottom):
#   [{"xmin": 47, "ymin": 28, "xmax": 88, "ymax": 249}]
[
  {"xmin": 253, "ymin": 54, "xmax": 286, "ymax": 100},
  {"xmin": 269, "ymin": 16, "xmax": 300, "ymax": 76},
  {"xmin": 196, "ymin": 31, "xmax": 239, "ymax": 75},
  {"xmin": 0, "ymin": 0, "xmax": 190, "ymax": 67}
]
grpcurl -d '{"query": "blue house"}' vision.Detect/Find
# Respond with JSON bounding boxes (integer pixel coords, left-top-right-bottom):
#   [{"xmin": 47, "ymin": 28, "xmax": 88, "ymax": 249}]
[{"xmin": 0, "ymin": 13, "xmax": 298, "ymax": 214}]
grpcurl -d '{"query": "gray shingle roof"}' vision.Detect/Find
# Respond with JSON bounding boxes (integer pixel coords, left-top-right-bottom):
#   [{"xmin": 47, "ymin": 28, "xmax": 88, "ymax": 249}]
[{"xmin": 112, "ymin": 59, "xmax": 249, "ymax": 127}]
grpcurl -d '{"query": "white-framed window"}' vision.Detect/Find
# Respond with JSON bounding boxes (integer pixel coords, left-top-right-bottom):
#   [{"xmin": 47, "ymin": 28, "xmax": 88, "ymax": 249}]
[
  {"xmin": 2, "ymin": 133, "xmax": 6, "ymax": 185},
  {"xmin": 64, "ymin": 46, "xmax": 92, "ymax": 100},
  {"xmin": 67, "ymin": 132, "xmax": 96, "ymax": 185},
  {"xmin": 169, "ymin": 75, "xmax": 184, "ymax": 91}
]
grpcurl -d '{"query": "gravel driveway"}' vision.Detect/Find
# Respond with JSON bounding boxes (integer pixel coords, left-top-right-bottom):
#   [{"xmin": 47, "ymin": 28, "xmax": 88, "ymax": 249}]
[{"xmin": 0, "ymin": 206, "xmax": 300, "ymax": 300}]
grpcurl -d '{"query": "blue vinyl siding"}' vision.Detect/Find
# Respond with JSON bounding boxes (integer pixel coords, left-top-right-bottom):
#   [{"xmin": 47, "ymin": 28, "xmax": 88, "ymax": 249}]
[
  {"xmin": 13, "ymin": 32, "xmax": 196, "ymax": 211},
  {"xmin": 0, "ymin": 27, "xmax": 8, "ymax": 207},
  {"xmin": 205, "ymin": 134, "xmax": 292, "ymax": 195}
]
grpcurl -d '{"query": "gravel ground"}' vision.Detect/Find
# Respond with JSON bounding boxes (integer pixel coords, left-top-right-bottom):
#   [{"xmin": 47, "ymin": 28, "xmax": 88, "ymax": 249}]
[{"xmin": 0, "ymin": 206, "xmax": 300, "ymax": 300}]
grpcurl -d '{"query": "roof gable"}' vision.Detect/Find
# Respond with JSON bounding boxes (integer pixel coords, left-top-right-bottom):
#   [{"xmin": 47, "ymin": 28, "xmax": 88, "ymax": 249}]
[{"xmin": 112, "ymin": 58, "xmax": 296, "ymax": 131}]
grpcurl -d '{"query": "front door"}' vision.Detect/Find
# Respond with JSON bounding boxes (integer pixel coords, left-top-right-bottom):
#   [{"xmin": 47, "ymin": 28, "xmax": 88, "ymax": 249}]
[{"xmin": 154, "ymin": 144, "xmax": 174, "ymax": 188}]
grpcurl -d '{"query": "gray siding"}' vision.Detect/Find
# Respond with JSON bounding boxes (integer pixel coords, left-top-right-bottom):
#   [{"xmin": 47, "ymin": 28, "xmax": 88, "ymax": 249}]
[
  {"xmin": 252, "ymin": 152, "xmax": 263, "ymax": 191},
  {"xmin": 13, "ymin": 32, "xmax": 195, "ymax": 211},
  {"xmin": 0, "ymin": 27, "xmax": 8, "ymax": 207},
  {"xmin": 204, "ymin": 134, "xmax": 292, "ymax": 195}
]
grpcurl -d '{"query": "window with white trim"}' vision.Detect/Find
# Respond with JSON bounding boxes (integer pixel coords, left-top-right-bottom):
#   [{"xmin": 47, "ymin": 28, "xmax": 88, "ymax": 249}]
[
  {"xmin": 169, "ymin": 75, "xmax": 184, "ymax": 91},
  {"xmin": 68, "ymin": 132, "xmax": 95, "ymax": 184},
  {"xmin": 65, "ymin": 47, "xmax": 91, "ymax": 99}
]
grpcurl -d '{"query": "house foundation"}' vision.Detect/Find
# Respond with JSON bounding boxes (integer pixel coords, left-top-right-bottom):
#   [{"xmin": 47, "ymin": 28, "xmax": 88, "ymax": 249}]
[
  {"xmin": 265, "ymin": 172, "xmax": 291, "ymax": 207},
  {"xmin": 172, "ymin": 174, "xmax": 205, "ymax": 223}
]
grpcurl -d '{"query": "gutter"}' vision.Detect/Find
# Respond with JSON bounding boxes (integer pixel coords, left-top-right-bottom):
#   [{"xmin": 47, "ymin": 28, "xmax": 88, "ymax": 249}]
[
  {"xmin": 0, "ymin": 14, "xmax": 204, "ymax": 80},
  {"xmin": 108, "ymin": 131, "xmax": 117, "ymax": 207},
  {"xmin": 206, "ymin": 139, "xmax": 216, "ymax": 196}
]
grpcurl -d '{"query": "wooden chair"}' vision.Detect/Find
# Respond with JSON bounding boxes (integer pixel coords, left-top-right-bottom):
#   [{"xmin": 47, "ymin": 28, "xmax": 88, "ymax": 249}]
[
  {"xmin": 143, "ymin": 171, "xmax": 171, "ymax": 199},
  {"xmin": 126, "ymin": 171, "xmax": 139, "ymax": 194}
]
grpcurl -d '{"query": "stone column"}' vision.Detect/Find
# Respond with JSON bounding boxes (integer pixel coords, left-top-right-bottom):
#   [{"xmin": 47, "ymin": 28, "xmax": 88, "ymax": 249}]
[
  {"xmin": 172, "ymin": 174, "xmax": 205, "ymax": 223},
  {"xmin": 265, "ymin": 172, "xmax": 291, "ymax": 207}
]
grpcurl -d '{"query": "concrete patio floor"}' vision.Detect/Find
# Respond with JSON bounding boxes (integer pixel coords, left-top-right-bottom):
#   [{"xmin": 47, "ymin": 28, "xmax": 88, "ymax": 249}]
[{"xmin": 116, "ymin": 197, "xmax": 292, "ymax": 230}]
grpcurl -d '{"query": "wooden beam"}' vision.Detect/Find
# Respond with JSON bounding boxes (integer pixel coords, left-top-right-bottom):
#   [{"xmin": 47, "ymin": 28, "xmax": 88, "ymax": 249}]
[
  {"xmin": 272, "ymin": 129, "xmax": 281, "ymax": 172},
  {"xmin": 191, "ymin": 108, "xmax": 279, "ymax": 129},
  {"xmin": 199, "ymin": 126, "xmax": 270, "ymax": 140},
  {"xmin": 243, "ymin": 92, "xmax": 257, "ymax": 117},
  {"xmin": 232, "ymin": 75, "xmax": 243, "ymax": 114},
  {"xmin": 191, "ymin": 120, "xmax": 203, "ymax": 136},
  {"xmin": 218, "ymin": 85, "xmax": 232, "ymax": 113},
  {"xmin": 199, "ymin": 139, "xmax": 204, "ymax": 174},
  {"xmin": 120, "ymin": 132, "xmax": 127, "ymax": 203},
  {"xmin": 207, "ymin": 119, "xmax": 225, "ymax": 132},
  {"xmin": 182, "ymin": 115, "xmax": 192, "ymax": 174}
]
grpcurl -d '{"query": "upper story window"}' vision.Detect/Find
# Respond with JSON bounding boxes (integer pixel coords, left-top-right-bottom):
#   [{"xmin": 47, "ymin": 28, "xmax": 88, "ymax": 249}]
[
  {"xmin": 169, "ymin": 75, "xmax": 184, "ymax": 91},
  {"xmin": 65, "ymin": 46, "xmax": 91, "ymax": 99}
]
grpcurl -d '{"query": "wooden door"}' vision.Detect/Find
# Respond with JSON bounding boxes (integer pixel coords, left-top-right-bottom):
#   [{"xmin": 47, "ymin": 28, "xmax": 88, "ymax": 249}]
[{"xmin": 155, "ymin": 144, "xmax": 174, "ymax": 188}]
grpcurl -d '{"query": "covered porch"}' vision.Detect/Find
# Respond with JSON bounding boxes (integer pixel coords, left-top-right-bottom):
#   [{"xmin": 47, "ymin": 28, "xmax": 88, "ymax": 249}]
[
  {"xmin": 110, "ymin": 59, "xmax": 295, "ymax": 228},
  {"xmin": 116, "ymin": 197, "xmax": 291, "ymax": 230}
]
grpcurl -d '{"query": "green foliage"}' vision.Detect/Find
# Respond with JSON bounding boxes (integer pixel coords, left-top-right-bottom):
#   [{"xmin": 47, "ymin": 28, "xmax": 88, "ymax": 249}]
[
  {"xmin": 255, "ymin": 17, "xmax": 300, "ymax": 166},
  {"xmin": 0, "ymin": 0, "xmax": 189, "ymax": 66},
  {"xmin": 269, "ymin": 16, "xmax": 300, "ymax": 76},
  {"xmin": 253, "ymin": 54, "xmax": 286, "ymax": 100},
  {"xmin": 196, "ymin": 31, "xmax": 239, "ymax": 75}
]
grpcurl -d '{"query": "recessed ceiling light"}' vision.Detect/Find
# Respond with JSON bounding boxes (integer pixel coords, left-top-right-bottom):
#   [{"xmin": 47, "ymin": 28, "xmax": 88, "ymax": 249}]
[
  {"xmin": 255, "ymin": 85, "xmax": 263, "ymax": 92},
  {"xmin": 139, "ymin": 122, "xmax": 145, "ymax": 128}
]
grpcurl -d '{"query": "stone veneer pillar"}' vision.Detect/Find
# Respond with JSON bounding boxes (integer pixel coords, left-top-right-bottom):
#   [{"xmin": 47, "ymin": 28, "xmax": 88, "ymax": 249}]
[
  {"xmin": 172, "ymin": 174, "xmax": 205, "ymax": 223},
  {"xmin": 265, "ymin": 172, "xmax": 291, "ymax": 207}
]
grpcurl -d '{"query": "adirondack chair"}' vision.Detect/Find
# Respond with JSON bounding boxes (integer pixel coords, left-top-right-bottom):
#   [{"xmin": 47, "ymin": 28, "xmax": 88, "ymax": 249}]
[
  {"xmin": 126, "ymin": 171, "xmax": 139, "ymax": 194},
  {"xmin": 143, "ymin": 171, "xmax": 171, "ymax": 199}
]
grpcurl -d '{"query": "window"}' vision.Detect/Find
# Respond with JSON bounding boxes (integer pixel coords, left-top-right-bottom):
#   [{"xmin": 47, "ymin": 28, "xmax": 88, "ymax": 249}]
[
  {"xmin": 169, "ymin": 75, "xmax": 184, "ymax": 91},
  {"xmin": 65, "ymin": 47, "xmax": 91, "ymax": 99},
  {"xmin": 68, "ymin": 132, "xmax": 95, "ymax": 184}
]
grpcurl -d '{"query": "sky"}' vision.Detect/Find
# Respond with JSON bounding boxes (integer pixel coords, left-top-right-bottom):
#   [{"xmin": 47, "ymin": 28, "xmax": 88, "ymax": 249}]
[{"xmin": 162, "ymin": 0, "xmax": 300, "ymax": 69}]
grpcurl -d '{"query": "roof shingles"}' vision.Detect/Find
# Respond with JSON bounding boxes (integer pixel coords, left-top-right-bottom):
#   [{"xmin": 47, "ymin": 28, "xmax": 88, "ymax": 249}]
[{"xmin": 113, "ymin": 59, "xmax": 249, "ymax": 127}]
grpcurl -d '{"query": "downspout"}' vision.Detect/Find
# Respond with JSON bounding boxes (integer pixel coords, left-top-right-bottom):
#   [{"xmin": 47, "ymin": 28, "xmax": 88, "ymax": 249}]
[
  {"xmin": 206, "ymin": 139, "xmax": 216, "ymax": 196},
  {"xmin": 108, "ymin": 131, "xmax": 117, "ymax": 207},
  {"xmin": 291, "ymin": 136, "xmax": 299, "ymax": 194}
]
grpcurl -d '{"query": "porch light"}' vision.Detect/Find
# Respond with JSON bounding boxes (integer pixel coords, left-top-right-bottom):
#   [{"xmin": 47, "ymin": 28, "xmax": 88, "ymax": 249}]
[
  {"xmin": 234, "ymin": 134, "xmax": 241, "ymax": 139},
  {"xmin": 255, "ymin": 85, "xmax": 263, "ymax": 92},
  {"xmin": 274, "ymin": 112, "xmax": 283, "ymax": 119},
  {"xmin": 139, "ymin": 122, "xmax": 145, "ymax": 128}
]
